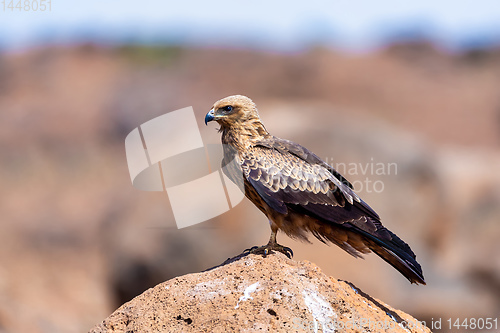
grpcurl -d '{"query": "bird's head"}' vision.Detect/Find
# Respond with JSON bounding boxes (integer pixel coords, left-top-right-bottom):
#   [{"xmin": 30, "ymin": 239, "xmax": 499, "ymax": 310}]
[{"xmin": 205, "ymin": 95, "xmax": 261, "ymax": 129}]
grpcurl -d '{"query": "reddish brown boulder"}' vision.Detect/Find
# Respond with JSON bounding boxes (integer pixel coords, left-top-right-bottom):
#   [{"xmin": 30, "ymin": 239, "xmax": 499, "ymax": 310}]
[{"xmin": 90, "ymin": 253, "xmax": 431, "ymax": 332}]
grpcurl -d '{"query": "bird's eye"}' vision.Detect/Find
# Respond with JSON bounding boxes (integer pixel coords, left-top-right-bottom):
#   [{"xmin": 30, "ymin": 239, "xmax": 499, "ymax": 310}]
[{"xmin": 222, "ymin": 105, "xmax": 233, "ymax": 113}]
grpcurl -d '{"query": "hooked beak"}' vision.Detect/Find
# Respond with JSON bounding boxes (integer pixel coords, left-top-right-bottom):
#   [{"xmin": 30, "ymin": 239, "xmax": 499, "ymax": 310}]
[{"xmin": 205, "ymin": 109, "xmax": 215, "ymax": 125}]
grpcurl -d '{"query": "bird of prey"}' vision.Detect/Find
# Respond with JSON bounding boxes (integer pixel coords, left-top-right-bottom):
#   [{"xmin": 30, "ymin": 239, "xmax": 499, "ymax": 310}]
[{"xmin": 205, "ymin": 95, "xmax": 425, "ymax": 285}]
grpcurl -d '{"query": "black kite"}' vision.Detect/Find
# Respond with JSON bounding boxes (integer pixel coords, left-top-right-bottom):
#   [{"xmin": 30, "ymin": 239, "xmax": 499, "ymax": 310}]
[{"xmin": 205, "ymin": 95, "xmax": 425, "ymax": 285}]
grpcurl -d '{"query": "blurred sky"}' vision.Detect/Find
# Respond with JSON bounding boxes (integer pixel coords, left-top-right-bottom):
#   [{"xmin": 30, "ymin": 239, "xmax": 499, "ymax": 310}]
[{"xmin": 1, "ymin": 0, "xmax": 500, "ymax": 52}]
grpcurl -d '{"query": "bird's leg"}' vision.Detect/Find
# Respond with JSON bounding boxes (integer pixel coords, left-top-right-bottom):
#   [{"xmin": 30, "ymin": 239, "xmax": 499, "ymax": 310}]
[
  {"xmin": 263, "ymin": 228, "xmax": 294, "ymax": 258},
  {"xmin": 244, "ymin": 225, "xmax": 294, "ymax": 259}
]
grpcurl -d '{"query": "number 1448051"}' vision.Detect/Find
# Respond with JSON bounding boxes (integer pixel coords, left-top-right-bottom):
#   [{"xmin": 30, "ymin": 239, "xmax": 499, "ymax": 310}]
[{"xmin": 2, "ymin": 0, "xmax": 51, "ymax": 11}]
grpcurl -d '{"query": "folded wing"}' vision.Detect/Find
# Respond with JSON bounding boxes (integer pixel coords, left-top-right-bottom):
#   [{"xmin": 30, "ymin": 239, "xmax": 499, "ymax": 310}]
[{"xmin": 235, "ymin": 136, "xmax": 425, "ymax": 285}]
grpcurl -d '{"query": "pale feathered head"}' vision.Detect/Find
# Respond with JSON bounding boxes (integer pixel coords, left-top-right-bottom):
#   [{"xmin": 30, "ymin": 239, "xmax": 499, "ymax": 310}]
[{"xmin": 205, "ymin": 95, "xmax": 261, "ymax": 129}]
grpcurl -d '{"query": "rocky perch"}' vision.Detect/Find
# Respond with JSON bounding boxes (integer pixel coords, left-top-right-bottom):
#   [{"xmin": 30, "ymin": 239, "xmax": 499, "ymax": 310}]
[{"xmin": 90, "ymin": 253, "xmax": 431, "ymax": 332}]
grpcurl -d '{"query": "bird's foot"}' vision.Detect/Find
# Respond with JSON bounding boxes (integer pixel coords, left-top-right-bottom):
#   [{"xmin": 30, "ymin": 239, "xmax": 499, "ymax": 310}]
[{"xmin": 245, "ymin": 243, "xmax": 293, "ymax": 259}]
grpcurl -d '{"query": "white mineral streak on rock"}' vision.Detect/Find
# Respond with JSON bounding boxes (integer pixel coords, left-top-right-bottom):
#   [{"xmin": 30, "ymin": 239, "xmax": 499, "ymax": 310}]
[
  {"xmin": 235, "ymin": 282, "xmax": 260, "ymax": 309},
  {"xmin": 302, "ymin": 289, "xmax": 337, "ymax": 333}
]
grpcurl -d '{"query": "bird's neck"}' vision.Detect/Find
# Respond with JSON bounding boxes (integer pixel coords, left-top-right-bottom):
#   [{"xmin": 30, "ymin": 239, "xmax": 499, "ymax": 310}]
[{"xmin": 221, "ymin": 120, "xmax": 269, "ymax": 150}]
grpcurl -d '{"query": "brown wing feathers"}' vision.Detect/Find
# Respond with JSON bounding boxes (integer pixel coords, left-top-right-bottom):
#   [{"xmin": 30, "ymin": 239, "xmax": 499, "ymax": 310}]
[{"xmin": 241, "ymin": 140, "xmax": 425, "ymax": 285}]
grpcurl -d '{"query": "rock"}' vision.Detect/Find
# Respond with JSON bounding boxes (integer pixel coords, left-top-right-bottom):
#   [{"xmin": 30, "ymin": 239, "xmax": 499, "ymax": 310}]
[{"xmin": 90, "ymin": 253, "xmax": 431, "ymax": 332}]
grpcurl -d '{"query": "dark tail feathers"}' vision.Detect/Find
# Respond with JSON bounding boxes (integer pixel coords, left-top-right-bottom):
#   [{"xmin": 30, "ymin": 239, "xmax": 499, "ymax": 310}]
[{"xmin": 357, "ymin": 228, "xmax": 426, "ymax": 285}]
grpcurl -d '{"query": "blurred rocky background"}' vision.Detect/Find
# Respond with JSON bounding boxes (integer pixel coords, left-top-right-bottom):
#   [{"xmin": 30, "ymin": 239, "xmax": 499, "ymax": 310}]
[{"xmin": 1, "ymin": 1, "xmax": 500, "ymax": 332}]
